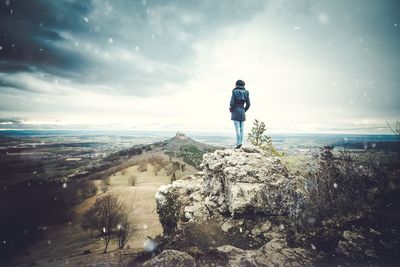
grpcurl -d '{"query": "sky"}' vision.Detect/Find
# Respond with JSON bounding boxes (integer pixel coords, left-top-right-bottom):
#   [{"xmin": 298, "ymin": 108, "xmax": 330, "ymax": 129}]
[{"xmin": 0, "ymin": 0, "xmax": 399, "ymax": 133}]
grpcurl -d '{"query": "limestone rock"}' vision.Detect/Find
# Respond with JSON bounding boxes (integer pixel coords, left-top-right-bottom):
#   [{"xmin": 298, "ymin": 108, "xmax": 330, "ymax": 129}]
[
  {"xmin": 201, "ymin": 147, "xmax": 307, "ymax": 217},
  {"xmin": 336, "ymin": 230, "xmax": 378, "ymax": 260},
  {"xmin": 143, "ymin": 249, "xmax": 195, "ymax": 267},
  {"xmin": 216, "ymin": 238, "xmax": 312, "ymax": 267}
]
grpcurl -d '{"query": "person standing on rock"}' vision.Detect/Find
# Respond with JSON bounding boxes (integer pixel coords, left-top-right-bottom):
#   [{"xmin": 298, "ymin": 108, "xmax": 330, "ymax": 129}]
[{"xmin": 229, "ymin": 79, "xmax": 250, "ymax": 149}]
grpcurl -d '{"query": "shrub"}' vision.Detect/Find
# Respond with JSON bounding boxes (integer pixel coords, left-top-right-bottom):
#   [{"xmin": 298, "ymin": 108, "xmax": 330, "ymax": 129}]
[
  {"xmin": 303, "ymin": 146, "xmax": 371, "ymax": 226},
  {"xmin": 129, "ymin": 175, "xmax": 137, "ymax": 186},
  {"xmin": 157, "ymin": 191, "xmax": 181, "ymax": 236},
  {"xmin": 138, "ymin": 159, "xmax": 148, "ymax": 172},
  {"xmin": 247, "ymin": 119, "xmax": 282, "ymax": 156}
]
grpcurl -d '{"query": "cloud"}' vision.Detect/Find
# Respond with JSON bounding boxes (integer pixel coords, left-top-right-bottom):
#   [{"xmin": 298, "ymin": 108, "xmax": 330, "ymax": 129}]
[
  {"xmin": 0, "ymin": 0, "xmax": 268, "ymax": 96},
  {"xmin": 0, "ymin": 0, "xmax": 399, "ymax": 133}
]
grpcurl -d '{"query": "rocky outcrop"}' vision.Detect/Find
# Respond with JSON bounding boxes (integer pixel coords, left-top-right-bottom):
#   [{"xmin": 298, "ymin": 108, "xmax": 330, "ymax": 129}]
[
  {"xmin": 146, "ymin": 147, "xmax": 399, "ymax": 266},
  {"xmin": 152, "ymin": 146, "xmax": 313, "ymax": 266},
  {"xmin": 156, "ymin": 146, "xmax": 307, "ymax": 223},
  {"xmin": 201, "ymin": 147, "xmax": 307, "ymax": 217},
  {"xmin": 151, "ymin": 147, "xmax": 311, "ymax": 266}
]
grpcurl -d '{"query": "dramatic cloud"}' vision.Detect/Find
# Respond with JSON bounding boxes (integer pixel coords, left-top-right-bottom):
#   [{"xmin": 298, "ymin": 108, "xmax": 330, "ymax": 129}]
[
  {"xmin": 0, "ymin": 0, "xmax": 266, "ymax": 95},
  {"xmin": 0, "ymin": 0, "xmax": 399, "ymax": 133}
]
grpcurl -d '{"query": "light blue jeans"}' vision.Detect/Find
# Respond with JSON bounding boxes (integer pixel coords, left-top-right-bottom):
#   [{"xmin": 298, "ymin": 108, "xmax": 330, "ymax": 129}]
[{"xmin": 233, "ymin": 120, "xmax": 244, "ymax": 146}]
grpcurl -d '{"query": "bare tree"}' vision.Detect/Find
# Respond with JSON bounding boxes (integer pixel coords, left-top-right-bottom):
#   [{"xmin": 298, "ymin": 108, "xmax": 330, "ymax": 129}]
[
  {"xmin": 117, "ymin": 215, "xmax": 131, "ymax": 249},
  {"xmin": 386, "ymin": 119, "xmax": 400, "ymax": 137},
  {"xmin": 81, "ymin": 194, "xmax": 125, "ymax": 253},
  {"xmin": 386, "ymin": 119, "xmax": 400, "ymax": 162}
]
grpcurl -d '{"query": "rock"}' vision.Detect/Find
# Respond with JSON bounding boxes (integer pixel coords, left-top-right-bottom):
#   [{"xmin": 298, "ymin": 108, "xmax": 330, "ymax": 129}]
[
  {"xmin": 215, "ymin": 238, "xmax": 312, "ymax": 267},
  {"xmin": 156, "ymin": 147, "xmax": 308, "ymax": 226},
  {"xmin": 220, "ymin": 220, "xmax": 235, "ymax": 232},
  {"xmin": 154, "ymin": 146, "xmax": 313, "ymax": 266},
  {"xmin": 336, "ymin": 230, "xmax": 378, "ymax": 261},
  {"xmin": 143, "ymin": 250, "xmax": 195, "ymax": 267},
  {"xmin": 201, "ymin": 147, "xmax": 307, "ymax": 217},
  {"xmin": 251, "ymin": 220, "xmax": 272, "ymax": 237}
]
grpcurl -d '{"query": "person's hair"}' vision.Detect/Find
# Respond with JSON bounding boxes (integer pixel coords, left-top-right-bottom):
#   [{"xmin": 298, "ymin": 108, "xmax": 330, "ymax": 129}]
[{"xmin": 236, "ymin": 80, "xmax": 245, "ymax": 86}]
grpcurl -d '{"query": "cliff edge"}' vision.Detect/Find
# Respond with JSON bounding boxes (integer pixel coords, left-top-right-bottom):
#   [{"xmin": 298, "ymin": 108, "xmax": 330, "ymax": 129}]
[{"xmin": 149, "ymin": 147, "xmax": 313, "ymax": 266}]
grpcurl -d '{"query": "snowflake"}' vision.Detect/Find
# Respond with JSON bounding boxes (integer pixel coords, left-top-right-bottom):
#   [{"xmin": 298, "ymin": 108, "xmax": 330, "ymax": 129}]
[
  {"xmin": 84, "ymin": 17, "xmax": 89, "ymax": 23},
  {"xmin": 333, "ymin": 183, "xmax": 338, "ymax": 188},
  {"xmin": 108, "ymin": 37, "xmax": 113, "ymax": 44},
  {"xmin": 144, "ymin": 239, "xmax": 157, "ymax": 252},
  {"xmin": 318, "ymin": 13, "xmax": 330, "ymax": 25}
]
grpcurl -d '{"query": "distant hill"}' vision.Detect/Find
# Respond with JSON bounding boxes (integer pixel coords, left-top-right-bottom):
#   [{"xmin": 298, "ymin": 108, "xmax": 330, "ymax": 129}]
[
  {"xmin": 95, "ymin": 132, "xmax": 220, "ymax": 172},
  {"xmin": 152, "ymin": 132, "xmax": 217, "ymax": 152}
]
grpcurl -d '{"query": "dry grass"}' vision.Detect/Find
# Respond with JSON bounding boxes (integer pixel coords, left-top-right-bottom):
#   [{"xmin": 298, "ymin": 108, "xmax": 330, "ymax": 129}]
[{"xmin": 10, "ymin": 151, "xmax": 195, "ymax": 266}]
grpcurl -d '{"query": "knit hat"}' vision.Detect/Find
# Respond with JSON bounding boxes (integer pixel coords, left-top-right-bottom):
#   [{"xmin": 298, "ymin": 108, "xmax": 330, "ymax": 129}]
[{"xmin": 235, "ymin": 79, "xmax": 245, "ymax": 86}]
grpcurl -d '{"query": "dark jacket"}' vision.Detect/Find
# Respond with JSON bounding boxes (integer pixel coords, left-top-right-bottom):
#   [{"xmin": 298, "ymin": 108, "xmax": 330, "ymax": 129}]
[{"xmin": 229, "ymin": 86, "xmax": 250, "ymax": 122}]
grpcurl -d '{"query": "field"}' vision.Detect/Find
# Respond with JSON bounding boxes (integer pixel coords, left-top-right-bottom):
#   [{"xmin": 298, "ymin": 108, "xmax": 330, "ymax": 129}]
[{"xmin": 8, "ymin": 151, "xmax": 196, "ymax": 266}]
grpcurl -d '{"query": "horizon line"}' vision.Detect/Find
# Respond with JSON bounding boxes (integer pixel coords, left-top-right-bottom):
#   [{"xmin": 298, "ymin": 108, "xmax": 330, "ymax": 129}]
[{"xmin": 0, "ymin": 128, "xmax": 395, "ymax": 136}]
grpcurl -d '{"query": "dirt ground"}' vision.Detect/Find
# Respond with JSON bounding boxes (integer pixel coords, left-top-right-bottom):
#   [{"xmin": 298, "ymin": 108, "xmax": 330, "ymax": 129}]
[{"xmin": 8, "ymin": 153, "xmax": 195, "ymax": 266}]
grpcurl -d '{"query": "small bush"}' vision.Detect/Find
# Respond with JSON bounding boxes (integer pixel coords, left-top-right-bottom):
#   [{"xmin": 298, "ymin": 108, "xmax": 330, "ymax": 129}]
[
  {"xmin": 138, "ymin": 159, "xmax": 148, "ymax": 172},
  {"xmin": 157, "ymin": 191, "xmax": 181, "ymax": 236},
  {"xmin": 247, "ymin": 119, "xmax": 282, "ymax": 156},
  {"xmin": 129, "ymin": 175, "xmax": 137, "ymax": 186}
]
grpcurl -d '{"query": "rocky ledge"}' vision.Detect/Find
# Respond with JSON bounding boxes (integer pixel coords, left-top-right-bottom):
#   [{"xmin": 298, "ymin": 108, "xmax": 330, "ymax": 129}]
[{"xmin": 145, "ymin": 147, "xmax": 314, "ymax": 266}]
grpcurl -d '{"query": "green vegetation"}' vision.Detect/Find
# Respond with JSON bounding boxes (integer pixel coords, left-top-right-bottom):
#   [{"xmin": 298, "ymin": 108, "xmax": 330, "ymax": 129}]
[
  {"xmin": 177, "ymin": 144, "xmax": 205, "ymax": 168},
  {"xmin": 247, "ymin": 119, "xmax": 282, "ymax": 156}
]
